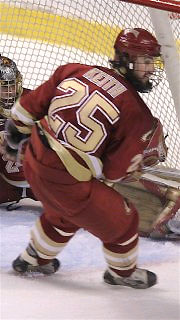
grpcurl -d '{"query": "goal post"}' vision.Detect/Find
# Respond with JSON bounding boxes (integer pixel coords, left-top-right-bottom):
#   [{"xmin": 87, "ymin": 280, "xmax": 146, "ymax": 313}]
[
  {"xmin": 0, "ymin": 0, "xmax": 179, "ymax": 169},
  {"xmin": 149, "ymin": 7, "xmax": 180, "ymax": 126},
  {"xmin": 120, "ymin": 0, "xmax": 180, "ymax": 126}
]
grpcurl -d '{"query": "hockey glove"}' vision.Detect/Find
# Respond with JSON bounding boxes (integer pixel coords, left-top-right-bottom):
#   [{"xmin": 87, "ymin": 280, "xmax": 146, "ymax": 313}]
[{"xmin": 4, "ymin": 119, "xmax": 30, "ymax": 162}]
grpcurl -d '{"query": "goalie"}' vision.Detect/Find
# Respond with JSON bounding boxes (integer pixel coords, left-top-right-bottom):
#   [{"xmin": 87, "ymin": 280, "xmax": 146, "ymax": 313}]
[{"xmin": 0, "ymin": 55, "xmax": 37, "ymax": 209}]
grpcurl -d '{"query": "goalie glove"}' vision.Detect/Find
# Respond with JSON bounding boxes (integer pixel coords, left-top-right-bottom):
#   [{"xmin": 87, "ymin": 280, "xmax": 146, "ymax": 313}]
[
  {"xmin": 112, "ymin": 166, "xmax": 180, "ymax": 240},
  {"xmin": 3, "ymin": 119, "xmax": 30, "ymax": 162}
]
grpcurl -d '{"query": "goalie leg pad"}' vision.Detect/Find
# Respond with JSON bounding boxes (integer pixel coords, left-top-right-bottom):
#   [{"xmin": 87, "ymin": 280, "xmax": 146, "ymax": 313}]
[{"xmin": 113, "ymin": 177, "xmax": 180, "ymax": 239}]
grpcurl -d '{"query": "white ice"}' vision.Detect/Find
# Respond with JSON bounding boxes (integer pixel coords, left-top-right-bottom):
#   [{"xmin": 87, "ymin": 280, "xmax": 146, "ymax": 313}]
[{"xmin": 0, "ymin": 199, "xmax": 180, "ymax": 320}]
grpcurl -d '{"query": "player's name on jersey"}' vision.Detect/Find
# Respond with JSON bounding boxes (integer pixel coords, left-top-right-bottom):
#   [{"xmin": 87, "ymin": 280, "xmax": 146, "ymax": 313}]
[{"xmin": 83, "ymin": 68, "xmax": 127, "ymax": 98}]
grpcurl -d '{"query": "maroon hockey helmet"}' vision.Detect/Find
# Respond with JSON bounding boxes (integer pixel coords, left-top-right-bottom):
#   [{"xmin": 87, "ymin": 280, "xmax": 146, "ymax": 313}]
[{"xmin": 114, "ymin": 28, "xmax": 161, "ymax": 57}]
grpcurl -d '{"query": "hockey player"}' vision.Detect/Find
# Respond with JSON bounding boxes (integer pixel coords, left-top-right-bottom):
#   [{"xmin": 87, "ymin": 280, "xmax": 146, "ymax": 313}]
[
  {"xmin": 3, "ymin": 28, "xmax": 169, "ymax": 288},
  {"xmin": 111, "ymin": 30, "xmax": 180, "ymax": 240},
  {"xmin": 0, "ymin": 55, "xmax": 36, "ymax": 208}
]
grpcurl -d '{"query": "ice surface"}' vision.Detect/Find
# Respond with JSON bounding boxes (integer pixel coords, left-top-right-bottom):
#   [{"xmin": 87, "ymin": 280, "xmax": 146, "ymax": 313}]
[{"xmin": 0, "ymin": 199, "xmax": 179, "ymax": 320}]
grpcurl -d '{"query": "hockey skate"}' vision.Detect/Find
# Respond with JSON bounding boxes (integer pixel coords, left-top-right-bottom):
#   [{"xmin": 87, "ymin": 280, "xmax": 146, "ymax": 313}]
[
  {"xmin": 104, "ymin": 268, "xmax": 157, "ymax": 289},
  {"xmin": 12, "ymin": 244, "xmax": 60, "ymax": 275}
]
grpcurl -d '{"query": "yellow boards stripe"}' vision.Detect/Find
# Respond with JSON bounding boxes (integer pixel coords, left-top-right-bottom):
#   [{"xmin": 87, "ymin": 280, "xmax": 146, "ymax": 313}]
[{"xmin": 0, "ymin": 3, "xmax": 121, "ymax": 56}]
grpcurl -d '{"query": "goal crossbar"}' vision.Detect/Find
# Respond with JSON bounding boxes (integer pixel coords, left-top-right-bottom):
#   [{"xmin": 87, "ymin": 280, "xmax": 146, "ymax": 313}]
[{"xmin": 119, "ymin": 0, "xmax": 180, "ymax": 13}]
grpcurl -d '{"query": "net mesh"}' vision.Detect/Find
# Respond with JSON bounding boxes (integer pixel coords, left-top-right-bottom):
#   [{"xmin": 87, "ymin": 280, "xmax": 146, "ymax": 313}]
[{"xmin": 0, "ymin": 0, "xmax": 179, "ymax": 169}]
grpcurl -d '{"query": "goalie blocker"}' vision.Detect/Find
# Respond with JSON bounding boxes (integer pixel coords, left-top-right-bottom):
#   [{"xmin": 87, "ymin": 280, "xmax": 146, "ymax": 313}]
[{"xmin": 113, "ymin": 166, "xmax": 180, "ymax": 240}]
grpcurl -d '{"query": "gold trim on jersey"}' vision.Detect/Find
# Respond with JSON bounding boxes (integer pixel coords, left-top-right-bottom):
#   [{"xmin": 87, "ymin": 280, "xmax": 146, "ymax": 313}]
[
  {"xmin": 38, "ymin": 122, "xmax": 103, "ymax": 182},
  {"xmin": 11, "ymin": 99, "xmax": 35, "ymax": 134}
]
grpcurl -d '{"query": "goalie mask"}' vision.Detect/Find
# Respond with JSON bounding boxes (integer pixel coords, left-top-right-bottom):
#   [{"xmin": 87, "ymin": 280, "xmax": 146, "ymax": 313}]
[
  {"xmin": 0, "ymin": 55, "xmax": 22, "ymax": 118},
  {"xmin": 110, "ymin": 28, "xmax": 163, "ymax": 93}
]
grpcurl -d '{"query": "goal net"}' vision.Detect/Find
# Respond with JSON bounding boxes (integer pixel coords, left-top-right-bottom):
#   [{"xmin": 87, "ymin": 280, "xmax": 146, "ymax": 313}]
[{"xmin": 0, "ymin": 0, "xmax": 179, "ymax": 169}]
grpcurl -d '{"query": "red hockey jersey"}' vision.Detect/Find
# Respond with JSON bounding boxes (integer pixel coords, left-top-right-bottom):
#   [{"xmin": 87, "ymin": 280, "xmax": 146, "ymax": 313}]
[{"xmin": 11, "ymin": 64, "xmax": 166, "ymax": 182}]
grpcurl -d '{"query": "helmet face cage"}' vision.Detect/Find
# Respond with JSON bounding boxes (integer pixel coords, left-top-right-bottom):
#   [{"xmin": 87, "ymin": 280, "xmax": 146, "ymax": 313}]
[
  {"xmin": 0, "ymin": 56, "xmax": 22, "ymax": 118},
  {"xmin": 128, "ymin": 54, "xmax": 163, "ymax": 92},
  {"xmin": 111, "ymin": 28, "xmax": 163, "ymax": 92},
  {"xmin": 146, "ymin": 56, "xmax": 163, "ymax": 89}
]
